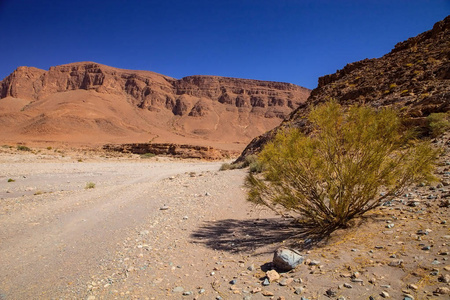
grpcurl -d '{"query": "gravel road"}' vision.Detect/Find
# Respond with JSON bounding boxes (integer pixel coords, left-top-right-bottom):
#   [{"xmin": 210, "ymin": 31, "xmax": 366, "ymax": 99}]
[{"xmin": 0, "ymin": 155, "xmax": 261, "ymax": 299}]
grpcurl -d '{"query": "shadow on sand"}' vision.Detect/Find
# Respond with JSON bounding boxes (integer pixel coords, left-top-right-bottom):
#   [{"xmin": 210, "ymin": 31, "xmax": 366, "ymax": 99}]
[{"xmin": 190, "ymin": 217, "xmax": 333, "ymax": 255}]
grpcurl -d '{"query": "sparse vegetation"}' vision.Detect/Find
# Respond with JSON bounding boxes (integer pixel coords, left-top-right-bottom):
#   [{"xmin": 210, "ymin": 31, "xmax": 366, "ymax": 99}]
[
  {"xmin": 85, "ymin": 182, "xmax": 96, "ymax": 189},
  {"xmin": 34, "ymin": 191, "xmax": 43, "ymax": 195},
  {"xmin": 47, "ymin": 146, "xmax": 52, "ymax": 150},
  {"xmin": 389, "ymin": 83, "xmax": 397, "ymax": 90},
  {"xmin": 220, "ymin": 154, "xmax": 263, "ymax": 171},
  {"xmin": 246, "ymin": 101, "xmax": 438, "ymax": 231},
  {"xmin": 17, "ymin": 145, "xmax": 31, "ymax": 151},
  {"xmin": 427, "ymin": 112, "xmax": 450, "ymax": 137},
  {"xmin": 140, "ymin": 153, "xmax": 156, "ymax": 158},
  {"xmin": 7, "ymin": 178, "xmax": 15, "ymax": 182}
]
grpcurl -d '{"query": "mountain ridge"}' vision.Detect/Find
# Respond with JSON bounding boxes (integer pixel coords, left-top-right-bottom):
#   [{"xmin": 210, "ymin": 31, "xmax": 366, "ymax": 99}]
[
  {"xmin": 236, "ymin": 15, "xmax": 450, "ymax": 161},
  {"xmin": 0, "ymin": 62, "xmax": 310, "ymax": 150}
]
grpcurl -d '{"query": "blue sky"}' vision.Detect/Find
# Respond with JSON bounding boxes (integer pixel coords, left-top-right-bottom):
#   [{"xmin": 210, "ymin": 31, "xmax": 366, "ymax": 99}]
[{"xmin": 0, "ymin": 0, "xmax": 448, "ymax": 89}]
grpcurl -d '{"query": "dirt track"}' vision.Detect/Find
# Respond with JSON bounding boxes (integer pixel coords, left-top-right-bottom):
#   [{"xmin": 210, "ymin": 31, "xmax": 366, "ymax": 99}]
[
  {"xmin": 0, "ymin": 153, "xmax": 258, "ymax": 298},
  {"xmin": 1, "ymin": 147, "xmax": 449, "ymax": 300}
]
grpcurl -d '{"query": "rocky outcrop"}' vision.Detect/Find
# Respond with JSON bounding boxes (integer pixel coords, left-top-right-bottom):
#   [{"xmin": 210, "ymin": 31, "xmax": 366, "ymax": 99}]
[
  {"xmin": 236, "ymin": 16, "xmax": 450, "ymax": 162},
  {"xmin": 103, "ymin": 143, "xmax": 237, "ymax": 160},
  {"xmin": 0, "ymin": 62, "xmax": 310, "ymax": 120}
]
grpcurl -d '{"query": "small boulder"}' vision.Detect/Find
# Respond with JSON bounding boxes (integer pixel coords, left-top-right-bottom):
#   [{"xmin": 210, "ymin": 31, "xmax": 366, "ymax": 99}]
[{"xmin": 273, "ymin": 248, "xmax": 305, "ymax": 271}]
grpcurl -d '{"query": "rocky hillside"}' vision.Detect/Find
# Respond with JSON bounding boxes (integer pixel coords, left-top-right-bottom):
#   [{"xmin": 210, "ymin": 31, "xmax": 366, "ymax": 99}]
[
  {"xmin": 0, "ymin": 63, "xmax": 310, "ymax": 149},
  {"xmin": 237, "ymin": 16, "xmax": 450, "ymax": 161}
]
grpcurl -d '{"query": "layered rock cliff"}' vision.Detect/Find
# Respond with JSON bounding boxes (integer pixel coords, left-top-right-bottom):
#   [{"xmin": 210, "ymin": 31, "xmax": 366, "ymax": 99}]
[
  {"xmin": 0, "ymin": 63, "xmax": 309, "ymax": 119},
  {"xmin": 237, "ymin": 16, "xmax": 450, "ymax": 161},
  {"xmin": 0, "ymin": 62, "xmax": 310, "ymax": 149}
]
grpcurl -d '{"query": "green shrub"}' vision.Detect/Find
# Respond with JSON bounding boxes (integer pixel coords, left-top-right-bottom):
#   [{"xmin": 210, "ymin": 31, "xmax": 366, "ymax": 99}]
[
  {"xmin": 427, "ymin": 112, "xmax": 450, "ymax": 137},
  {"xmin": 140, "ymin": 153, "xmax": 156, "ymax": 158},
  {"xmin": 85, "ymin": 182, "xmax": 96, "ymax": 189},
  {"xmin": 246, "ymin": 101, "xmax": 438, "ymax": 230},
  {"xmin": 220, "ymin": 163, "xmax": 232, "ymax": 171},
  {"xmin": 17, "ymin": 145, "xmax": 31, "ymax": 151},
  {"xmin": 7, "ymin": 178, "xmax": 15, "ymax": 182}
]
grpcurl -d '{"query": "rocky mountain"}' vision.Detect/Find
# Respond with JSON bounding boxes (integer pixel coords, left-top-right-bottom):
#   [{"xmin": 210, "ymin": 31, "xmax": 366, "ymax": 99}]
[
  {"xmin": 0, "ymin": 62, "xmax": 310, "ymax": 149},
  {"xmin": 237, "ymin": 16, "xmax": 450, "ymax": 161}
]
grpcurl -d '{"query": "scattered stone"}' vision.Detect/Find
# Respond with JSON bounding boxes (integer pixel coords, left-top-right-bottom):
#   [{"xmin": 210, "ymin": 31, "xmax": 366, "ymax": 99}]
[
  {"xmin": 279, "ymin": 278, "xmax": 293, "ymax": 286},
  {"xmin": 380, "ymin": 291, "xmax": 390, "ymax": 298},
  {"xmin": 351, "ymin": 278, "xmax": 363, "ymax": 283},
  {"xmin": 230, "ymin": 279, "xmax": 237, "ymax": 285},
  {"xmin": 343, "ymin": 283, "xmax": 353, "ymax": 288},
  {"xmin": 262, "ymin": 290, "xmax": 274, "ymax": 297},
  {"xmin": 434, "ymin": 287, "xmax": 450, "ymax": 295},
  {"xmin": 325, "ymin": 288, "xmax": 337, "ymax": 297},
  {"xmin": 386, "ymin": 224, "xmax": 395, "ymax": 229},
  {"xmin": 408, "ymin": 284, "xmax": 418, "ymax": 291},
  {"xmin": 172, "ymin": 286, "xmax": 184, "ymax": 293},
  {"xmin": 262, "ymin": 278, "xmax": 270, "ymax": 286},
  {"xmin": 294, "ymin": 287, "xmax": 304, "ymax": 294},
  {"xmin": 309, "ymin": 260, "xmax": 320, "ymax": 266},
  {"xmin": 389, "ymin": 259, "xmax": 403, "ymax": 267},
  {"xmin": 438, "ymin": 274, "xmax": 450, "ymax": 283},
  {"xmin": 422, "ymin": 246, "xmax": 431, "ymax": 250},
  {"xmin": 248, "ymin": 264, "xmax": 255, "ymax": 271},
  {"xmin": 160, "ymin": 205, "xmax": 169, "ymax": 210},
  {"xmin": 272, "ymin": 248, "xmax": 304, "ymax": 271},
  {"xmin": 183, "ymin": 291, "xmax": 192, "ymax": 296},
  {"xmin": 198, "ymin": 289, "xmax": 205, "ymax": 294},
  {"xmin": 266, "ymin": 270, "xmax": 280, "ymax": 282}
]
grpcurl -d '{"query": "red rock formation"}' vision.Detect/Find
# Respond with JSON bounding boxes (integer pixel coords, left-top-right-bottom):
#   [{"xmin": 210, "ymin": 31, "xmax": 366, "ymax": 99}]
[{"xmin": 0, "ymin": 63, "xmax": 310, "ymax": 149}]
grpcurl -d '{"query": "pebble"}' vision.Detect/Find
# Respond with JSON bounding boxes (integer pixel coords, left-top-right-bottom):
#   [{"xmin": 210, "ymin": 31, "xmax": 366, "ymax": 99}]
[
  {"xmin": 343, "ymin": 283, "xmax": 352, "ymax": 288},
  {"xmin": 262, "ymin": 290, "xmax": 274, "ymax": 296},
  {"xmin": 266, "ymin": 270, "xmax": 280, "ymax": 282},
  {"xmin": 434, "ymin": 287, "xmax": 450, "ymax": 294},
  {"xmin": 294, "ymin": 287, "xmax": 304, "ymax": 294},
  {"xmin": 160, "ymin": 205, "xmax": 169, "ymax": 210},
  {"xmin": 309, "ymin": 260, "xmax": 320, "ymax": 266},
  {"xmin": 408, "ymin": 284, "xmax": 418, "ymax": 290},
  {"xmin": 262, "ymin": 278, "xmax": 270, "ymax": 286},
  {"xmin": 172, "ymin": 286, "xmax": 184, "ymax": 293},
  {"xmin": 182, "ymin": 291, "xmax": 192, "ymax": 296},
  {"xmin": 279, "ymin": 278, "xmax": 293, "ymax": 286},
  {"xmin": 439, "ymin": 274, "xmax": 450, "ymax": 283},
  {"xmin": 325, "ymin": 288, "xmax": 337, "ymax": 297},
  {"xmin": 380, "ymin": 291, "xmax": 390, "ymax": 298},
  {"xmin": 247, "ymin": 264, "xmax": 255, "ymax": 271},
  {"xmin": 230, "ymin": 279, "xmax": 237, "ymax": 285},
  {"xmin": 422, "ymin": 245, "xmax": 431, "ymax": 250}
]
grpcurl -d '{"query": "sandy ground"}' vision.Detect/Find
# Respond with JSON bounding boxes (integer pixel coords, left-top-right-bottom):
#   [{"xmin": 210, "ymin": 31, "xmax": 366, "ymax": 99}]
[{"xmin": 0, "ymin": 141, "xmax": 449, "ymax": 300}]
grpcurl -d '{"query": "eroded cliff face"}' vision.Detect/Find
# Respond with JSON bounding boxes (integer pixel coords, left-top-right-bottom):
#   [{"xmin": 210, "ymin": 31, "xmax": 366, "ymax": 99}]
[
  {"xmin": 0, "ymin": 62, "xmax": 310, "ymax": 149},
  {"xmin": 236, "ymin": 16, "xmax": 450, "ymax": 161},
  {"xmin": 0, "ymin": 62, "xmax": 309, "ymax": 120}
]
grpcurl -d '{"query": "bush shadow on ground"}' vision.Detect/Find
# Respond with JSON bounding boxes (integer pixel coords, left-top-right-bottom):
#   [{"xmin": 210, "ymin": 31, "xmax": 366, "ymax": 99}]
[{"xmin": 190, "ymin": 217, "xmax": 334, "ymax": 255}]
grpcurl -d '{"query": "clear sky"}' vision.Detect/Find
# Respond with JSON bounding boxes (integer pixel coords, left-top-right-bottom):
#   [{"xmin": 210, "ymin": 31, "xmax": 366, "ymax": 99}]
[{"xmin": 0, "ymin": 0, "xmax": 448, "ymax": 89}]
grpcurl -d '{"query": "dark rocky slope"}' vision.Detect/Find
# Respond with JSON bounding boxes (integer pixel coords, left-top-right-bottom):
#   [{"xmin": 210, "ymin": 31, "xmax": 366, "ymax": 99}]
[{"xmin": 237, "ymin": 16, "xmax": 450, "ymax": 161}]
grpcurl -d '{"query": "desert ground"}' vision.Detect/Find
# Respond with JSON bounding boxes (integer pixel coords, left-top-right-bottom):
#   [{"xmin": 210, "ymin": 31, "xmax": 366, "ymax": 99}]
[{"xmin": 0, "ymin": 138, "xmax": 449, "ymax": 300}]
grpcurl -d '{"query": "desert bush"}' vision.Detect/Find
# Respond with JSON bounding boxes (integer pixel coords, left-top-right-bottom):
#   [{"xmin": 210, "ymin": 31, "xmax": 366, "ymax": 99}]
[
  {"xmin": 85, "ymin": 182, "xmax": 96, "ymax": 189},
  {"xmin": 427, "ymin": 112, "xmax": 450, "ymax": 137},
  {"xmin": 7, "ymin": 178, "xmax": 15, "ymax": 182},
  {"xmin": 246, "ymin": 101, "xmax": 438, "ymax": 230},
  {"xmin": 17, "ymin": 145, "xmax": 31, "ymax": 151},
  {"xmin": 220, "ymin": 163, "xmax": 232, "ymax": 171}
]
